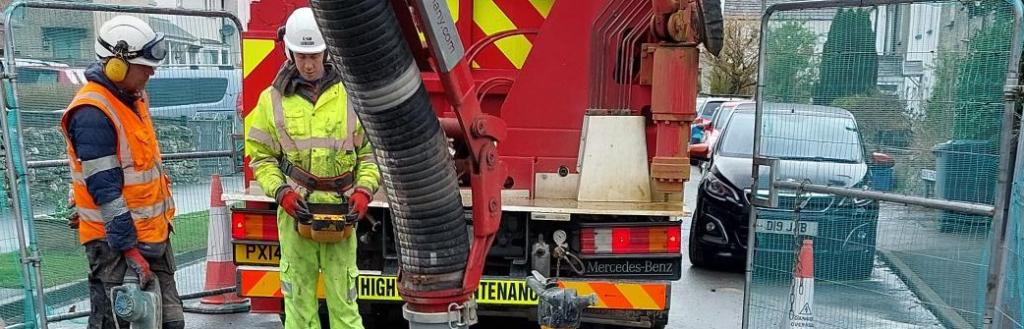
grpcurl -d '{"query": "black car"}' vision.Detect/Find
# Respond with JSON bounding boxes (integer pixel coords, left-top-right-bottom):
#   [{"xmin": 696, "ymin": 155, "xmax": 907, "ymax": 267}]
[{"xmin": 688, "ymin": 103, "xmax": 885, "ymax": 280}]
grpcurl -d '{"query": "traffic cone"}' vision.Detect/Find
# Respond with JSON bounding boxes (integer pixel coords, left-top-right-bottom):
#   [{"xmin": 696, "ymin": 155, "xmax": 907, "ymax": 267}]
[
  {"xmin": 184, "ymin": 174, "xmax": 250, "ymax": 314},
  {"xmin": 786, "ymin": 239, "xmax": 814, "ymax": 329}
]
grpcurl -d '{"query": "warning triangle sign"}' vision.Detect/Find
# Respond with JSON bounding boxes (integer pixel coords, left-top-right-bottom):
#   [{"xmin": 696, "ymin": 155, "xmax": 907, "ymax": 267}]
[{"xmin": 798, "ymin": 303, "xmax": 812, "ymax": 316}]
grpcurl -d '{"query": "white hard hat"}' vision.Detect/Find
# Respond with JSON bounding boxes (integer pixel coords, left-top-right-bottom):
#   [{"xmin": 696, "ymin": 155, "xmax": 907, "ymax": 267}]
[
  {"xmin": 283, "ymin": 7, "xmax": 326, "ymax": 55},
  {"xmin": 95, "ymin": 15, "xmax": 167, "ymax": 67}
]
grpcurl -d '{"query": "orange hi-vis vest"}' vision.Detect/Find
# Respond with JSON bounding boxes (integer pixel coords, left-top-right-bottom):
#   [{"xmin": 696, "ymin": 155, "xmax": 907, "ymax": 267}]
[{"xmin": 59, "ymin": 82, "xmax": 176, "ymax": 245}]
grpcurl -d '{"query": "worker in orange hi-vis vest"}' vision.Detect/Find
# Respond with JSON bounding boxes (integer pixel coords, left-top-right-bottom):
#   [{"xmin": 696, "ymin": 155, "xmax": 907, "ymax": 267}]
[{"xmin": 59, "ymin": 15, "xmax": 182, "ymax": 329}]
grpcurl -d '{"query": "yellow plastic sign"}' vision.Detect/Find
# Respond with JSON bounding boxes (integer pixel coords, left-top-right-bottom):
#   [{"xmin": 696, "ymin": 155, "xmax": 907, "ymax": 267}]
[
  {"xmin": 233, "ymin": 242, "xmax": 281, "ymax": 266},
  {"xmin": 359, "ymin": 275, "xmax": 540, "ymax": 305}
]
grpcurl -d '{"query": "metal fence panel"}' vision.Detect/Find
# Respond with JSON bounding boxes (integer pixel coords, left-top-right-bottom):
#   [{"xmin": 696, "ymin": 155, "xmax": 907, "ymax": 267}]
[
  {"xmin": 994, "ymin": 109, "xmax": 1024, "ymax": 328},
  {"xmin": 745, "ymin": 1, "xmax": 1021, "ymax": 328},
  {"xmin": 0, "ymin": 2, "xmax": 243, "ymax": 327},
  {"xmin": 0, "ymin": 152, "xmax": 28, "ymax": 327}
]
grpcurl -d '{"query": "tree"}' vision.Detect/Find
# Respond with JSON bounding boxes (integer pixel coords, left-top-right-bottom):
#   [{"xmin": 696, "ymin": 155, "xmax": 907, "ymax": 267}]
[
  {"xmin": 761, "ymin": 22, "xmax": 818, "ymax": 103},
  {"xmin": 951, "ymin": 19, "xmax": 1012, "ymax": 142},
  {"xmin": 813, "ymin": 9, "xmax": 878, "ymax": 106},
  {"xmin": 918, "ymin": 51, "xmax": 961, "ymax": 144},
  {"xmin": 703, "ymin": 20, "xmax": 760, "ymax": 96}
]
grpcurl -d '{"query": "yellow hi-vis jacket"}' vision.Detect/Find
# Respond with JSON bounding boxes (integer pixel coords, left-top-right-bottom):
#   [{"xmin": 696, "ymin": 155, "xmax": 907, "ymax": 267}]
[{"xmin": 244, "ymin": 82, "xmax": 380, "ymax": 204}]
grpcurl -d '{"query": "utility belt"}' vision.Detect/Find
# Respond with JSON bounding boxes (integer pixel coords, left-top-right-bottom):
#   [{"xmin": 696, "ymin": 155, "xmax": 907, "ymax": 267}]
[
  {"xmin": 280, "ymin": 160, "xmax": 358, "ymax": 243},
  {"xmin": 280, "ymin": 160, "xmax": 354, "ymax": 192}
]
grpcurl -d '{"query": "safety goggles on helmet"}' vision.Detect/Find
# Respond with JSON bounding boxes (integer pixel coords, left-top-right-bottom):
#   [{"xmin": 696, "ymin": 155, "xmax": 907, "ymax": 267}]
[{"xmin": 98, "ymin": 33, "xmax": 168, "ymax": 63}]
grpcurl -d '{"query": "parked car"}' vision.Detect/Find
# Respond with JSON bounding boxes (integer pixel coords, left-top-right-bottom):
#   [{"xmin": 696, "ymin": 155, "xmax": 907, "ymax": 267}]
[
  {"xmin": 14, "ymin": 59, "xmax": 87, "ymax": 86},
  {"xmin": 10, "ymin": 59, "xmax": 88, "ymax": 112},
  {"xmin": 46, "ymin": 65, "xmax": 242, "ymax": 120},
  {"xmin": 146, "ymin": 66, "xmax": 241, "ymax": 119},
  {"xmin": 695, "ymin": 96, "xmax": 748, "ymax": 126},
  {"xmin": 690, "ymin": 101, "xmax": 753, "ymax": 162},
  {"xmin": 688, "ymin": 103, "xmax": 892, "ymax": 280}
]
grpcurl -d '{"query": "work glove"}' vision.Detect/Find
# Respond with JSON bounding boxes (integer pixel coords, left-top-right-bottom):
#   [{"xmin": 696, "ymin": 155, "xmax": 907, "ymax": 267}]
[
  {"xmin": 66, "ymin": 190, "xmax": 79, "ymax": 229},
  {"xmin": 67, "ymin": 210, "xmax": 80, "ymax": 230},
  {"xmin": 275, "ymin": 186, "xmax": 312, "ymax": 222},
  {"xmin": 123, "ymin": 248, "xmax": 154, "ymax": 287},
  {"xmin": 348, "ymin": 188, "xmax": 372, "ymax": 222}
]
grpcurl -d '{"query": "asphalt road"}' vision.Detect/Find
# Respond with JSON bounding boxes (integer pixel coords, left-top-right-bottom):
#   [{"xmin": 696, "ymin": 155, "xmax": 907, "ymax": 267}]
[{"xmin": 45, "ymin": 167, "xmax": 951, "ymax": 329}]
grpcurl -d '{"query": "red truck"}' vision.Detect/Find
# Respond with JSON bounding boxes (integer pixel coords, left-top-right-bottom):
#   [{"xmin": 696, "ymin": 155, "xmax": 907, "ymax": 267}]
[{"xmin": 227, "ymin": 0, "xmax": 720, "ymax": 327}]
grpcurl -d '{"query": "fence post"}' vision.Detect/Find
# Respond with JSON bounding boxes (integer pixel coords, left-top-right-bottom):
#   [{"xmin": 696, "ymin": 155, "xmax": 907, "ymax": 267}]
[
  {"xmin": 0, "ymin": 53, "xmax": 46, "ymax": 328},
  {"xmin": 0, "ymin": 6, "xmax": 49, "ymax": 322},
  {"xmin": 982, "ymin": 5, "xmax": 1024, "ymax": 324},
  {"xmin": 989, "ymin": 85, "xmax": 1024, "ymax": 327}
]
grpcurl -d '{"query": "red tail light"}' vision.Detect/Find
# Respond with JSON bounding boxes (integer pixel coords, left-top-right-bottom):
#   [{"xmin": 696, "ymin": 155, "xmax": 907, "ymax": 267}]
[
  {"xmin": 231, "ymin": 209, "xmax": 279, "ymax": 241},
  {"xmin": 581, "ymin": 225, "xmax": 681, "ymax": 255},
  {"xmin": 611, "ymin": 228, "xmax": 631, "ymax": 251}
]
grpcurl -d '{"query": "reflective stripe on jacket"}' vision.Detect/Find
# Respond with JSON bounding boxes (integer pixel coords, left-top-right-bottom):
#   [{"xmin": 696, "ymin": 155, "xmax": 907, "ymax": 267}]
[
  {"xmin": 245, "ymin": 82, "xmax": 380, "ymax": 205},
  {"xmin": 60, "ymin": 82, "xmax": 176, "ymax": 245}
]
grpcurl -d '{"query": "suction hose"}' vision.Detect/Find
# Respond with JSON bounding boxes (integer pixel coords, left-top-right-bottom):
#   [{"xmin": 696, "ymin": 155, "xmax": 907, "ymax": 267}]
[{"xmin": 309, "ymin": 0, "xmax": 469, "ymax": 292}]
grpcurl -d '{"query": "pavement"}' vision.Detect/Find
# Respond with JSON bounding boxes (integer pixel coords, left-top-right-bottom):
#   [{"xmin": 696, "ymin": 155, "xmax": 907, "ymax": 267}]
[
  {"xmin": 875, "ymin": 204, "xmax": 992, "ymax": 327},
  {"xmin": 34, "ymin": 167, "xmax": 956, "ymax": 329}
]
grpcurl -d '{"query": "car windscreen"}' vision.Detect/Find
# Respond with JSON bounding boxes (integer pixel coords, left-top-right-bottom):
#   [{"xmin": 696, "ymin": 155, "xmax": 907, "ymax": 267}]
[
  {"xmin": 700, "ymin": 101, "xmax": 725, "ymax": 119},
  {"xmin": 146, "ymin": 77, "xmax": 228, "ymax": 107},
  {"xmin": 718, "ymin": 112, "xmax": 864, "ymax": 163}
]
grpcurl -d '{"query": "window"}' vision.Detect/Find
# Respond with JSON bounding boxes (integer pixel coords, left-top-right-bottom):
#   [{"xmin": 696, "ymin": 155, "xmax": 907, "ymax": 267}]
[
  {"xmin": 146, "ymin": 78, "xmax": 228, "ymax": 107},
  {"xmin": 710, "ymin": 105, "xmax": 736, "ymax": 127},
  {"xmin": 719, "ymin": 112, "xmax": 864, "ymax": 163},
  {"xmin": 700, "ymin": 101, "xmax": 725, "ymax": 119},
  {"xmin": 205, "ymin": 50, "xmax": 219, "ymax": 65},
  {"xmin": 41, "ymin": 28, "xmax": 86, "ymax": 60}
]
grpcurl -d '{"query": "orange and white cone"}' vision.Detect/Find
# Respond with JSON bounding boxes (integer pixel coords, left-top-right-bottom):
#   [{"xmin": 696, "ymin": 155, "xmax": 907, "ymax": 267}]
[
  {"xmin": 786, "ymin": 239, "xmax": 814, "ymax": 329},
  {"xmin": 185, "ymin": 174, "xmax": 249, "ymax": 314}
]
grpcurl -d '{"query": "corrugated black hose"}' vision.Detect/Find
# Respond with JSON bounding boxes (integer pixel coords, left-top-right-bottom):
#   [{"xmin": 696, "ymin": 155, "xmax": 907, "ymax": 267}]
[{"xmin": 309, "ymin": 0, "xmax": 469, "ymax": 291}]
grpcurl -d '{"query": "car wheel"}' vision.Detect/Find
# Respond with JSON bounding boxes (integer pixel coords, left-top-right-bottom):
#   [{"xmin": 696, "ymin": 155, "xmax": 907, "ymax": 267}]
[{"xmin": 688, "ymin": 212, "xmax": 717, "ymax": 269}]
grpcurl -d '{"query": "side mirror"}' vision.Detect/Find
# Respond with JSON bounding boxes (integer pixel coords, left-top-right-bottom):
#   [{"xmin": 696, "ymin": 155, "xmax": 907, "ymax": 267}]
[
  {"xmin": 871, "ymin": 152, "xmax": 895, "ymax": 168},
  {"xmin": 689, "ymin": 143, "xmax": 710, "ymax": 162}
]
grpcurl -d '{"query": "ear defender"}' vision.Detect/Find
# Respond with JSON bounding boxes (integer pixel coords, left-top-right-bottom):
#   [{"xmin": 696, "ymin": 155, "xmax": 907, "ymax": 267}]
[{"xmin": 104, "ymin": 40, "xmax": 130, "ymax": 82}]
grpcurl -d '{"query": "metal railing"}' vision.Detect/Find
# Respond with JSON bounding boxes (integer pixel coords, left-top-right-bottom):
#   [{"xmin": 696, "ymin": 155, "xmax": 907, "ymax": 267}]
[
  {"xmin": 744, "ymin": 0, "xmax": 1023, "ymax": 328},
  {"xmin": 772, "ymin": 180, "xmax": 997, "ymax": 217},
  {"xmin": 25, "ymin": 150, "xmax": 236, "ymax": 169},
  {"xmin": 0, "ymin": 2, "xmax": 243, "ymax": 328}
]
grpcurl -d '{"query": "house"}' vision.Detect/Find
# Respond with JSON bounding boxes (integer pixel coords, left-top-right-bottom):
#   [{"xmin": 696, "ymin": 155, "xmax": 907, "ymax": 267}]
[
  {"xmin": 713, "ymin": 0, "xmax": 969, "ymax": 116},
  {"xmin": 0, "ymin": 0, "xmax": 238, "ymax": 68},
  {"xmin": 0, "ymin": 0, "xmax": 97, "ymax": 65}
]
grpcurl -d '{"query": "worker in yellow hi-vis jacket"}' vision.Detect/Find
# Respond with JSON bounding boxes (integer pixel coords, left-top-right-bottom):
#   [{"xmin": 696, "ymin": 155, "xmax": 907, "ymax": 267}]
[{"xmin": 244, "ymin": 7, "xmax": 380, "ymax": 329}]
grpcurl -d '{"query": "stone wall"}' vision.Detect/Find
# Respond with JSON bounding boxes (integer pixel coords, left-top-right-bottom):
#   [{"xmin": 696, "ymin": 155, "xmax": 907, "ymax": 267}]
[{"xmin": 4, "ymin": 111, "xmax": 232, "ymax": 215}]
